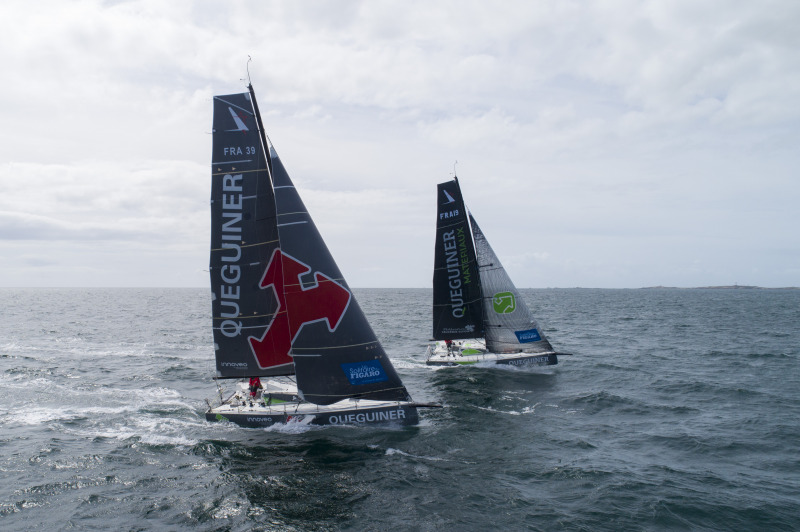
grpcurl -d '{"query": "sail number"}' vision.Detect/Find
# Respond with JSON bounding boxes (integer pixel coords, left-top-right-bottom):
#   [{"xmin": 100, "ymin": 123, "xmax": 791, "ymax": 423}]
[{"xmin": 223, "ymin": 146, "xmax": 257, "ymax": 156}]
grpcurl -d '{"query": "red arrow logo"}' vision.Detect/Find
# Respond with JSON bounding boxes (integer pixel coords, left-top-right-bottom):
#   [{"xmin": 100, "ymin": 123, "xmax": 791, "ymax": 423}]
[{"xmin": 248, "ymin": 249, "xmax": 351, "ymax": 369}]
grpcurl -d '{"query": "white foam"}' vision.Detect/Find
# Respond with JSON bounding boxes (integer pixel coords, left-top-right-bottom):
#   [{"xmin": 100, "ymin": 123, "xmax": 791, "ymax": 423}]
[
  {"xmin": 385, "ymin": 447, "xmax": 447, "ymax": 461},
  {"xmin": 259, "ymin": 416, "xmax": 318, "ymax": 434},
  {"xmin": 5, "ymin": 403, "xmax": 150, "ymax": 425},
  {"xmin": 391, "ymin": 358, "xmax": 426, "ymax": 370},
  {"xmin": 61, "ymin": 415, "xmax": 201, "ymax": 447},
  {"xmin": 474, "ymin": 402, "xmax": 540, "ymax": 416}
]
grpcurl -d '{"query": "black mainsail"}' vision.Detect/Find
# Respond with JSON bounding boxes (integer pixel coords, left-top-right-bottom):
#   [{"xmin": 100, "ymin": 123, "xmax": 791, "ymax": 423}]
[
  {"xmin": 211, "ymin": 85, "xmax": 411, "ymax": 406},
  {"xmin": 432, "ymin": 179, "xmax": 484, "ymax": 340},
  {"xmin": 210, "ymin": 91, "xmax": 288, "ymax": 378}
]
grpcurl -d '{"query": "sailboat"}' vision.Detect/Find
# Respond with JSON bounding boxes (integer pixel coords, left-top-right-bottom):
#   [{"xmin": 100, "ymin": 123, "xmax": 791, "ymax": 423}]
[
  {"xmin": 426, "ymin": 177, "xmax": 569, "ymax": 367},
  {"xmin": 205, "ymin": 85, "xmax": 435, "ymax": 427}
]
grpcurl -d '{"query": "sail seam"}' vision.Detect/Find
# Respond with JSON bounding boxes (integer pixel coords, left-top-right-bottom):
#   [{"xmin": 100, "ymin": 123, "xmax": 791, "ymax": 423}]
[
  {"xmin": 211, "ymin": 168, "xmax": 268, "ymax": 176},
  {"xmin": 212, "ymin": 312, "xmax": 279, "ymax": 321},
  {"xmin": 437, "ymin": 221, "xmax": 464, "ymax": 230},
  {"xmin": 210, "ymin": 238, "xmax": 279, "ymax": 252},
  {"xmin": 211, "ymin": 159, "xmax": 253, "ymax": 165}
]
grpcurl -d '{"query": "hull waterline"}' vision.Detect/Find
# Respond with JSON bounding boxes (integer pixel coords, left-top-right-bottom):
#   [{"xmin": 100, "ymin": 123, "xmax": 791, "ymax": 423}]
[
  {"xmin": 205, "ymin": 400, "xmax": 437, "ymax": 428},
  {"xmin": 425, "ymin": 340, "xmax": 562, "ymax": 367}
]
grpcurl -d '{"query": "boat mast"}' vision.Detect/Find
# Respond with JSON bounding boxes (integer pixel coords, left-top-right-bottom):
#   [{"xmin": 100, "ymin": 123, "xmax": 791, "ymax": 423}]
[
  {"xmin": 245, "ymin": 57, "xmax": 272, "ymax": 179},
  {"xmin": 247, "ymin": 83, "xmax": 274, "ymax": 179}
]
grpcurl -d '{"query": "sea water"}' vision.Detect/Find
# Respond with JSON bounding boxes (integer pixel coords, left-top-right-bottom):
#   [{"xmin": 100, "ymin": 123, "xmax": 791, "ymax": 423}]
[{"xmin": 1, "ymin": 287, "xmax": 798, "ymax": 530}]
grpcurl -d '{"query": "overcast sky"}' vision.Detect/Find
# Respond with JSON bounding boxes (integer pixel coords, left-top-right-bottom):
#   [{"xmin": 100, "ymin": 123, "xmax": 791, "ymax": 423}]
[{"xmin": 1, "ymin": 0, "xmax": 798, "ymax": 288}]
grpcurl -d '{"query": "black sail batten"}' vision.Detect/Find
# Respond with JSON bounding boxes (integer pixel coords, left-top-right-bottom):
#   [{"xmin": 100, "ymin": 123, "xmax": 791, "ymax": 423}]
[
  {"xmin": 269, "ymin": 144, "xmax": 411, "ymax": 405},
  {"xmin": 210, "ymin": 91, "xmax": 290, "ymax": 378},
  {"xmin": 432, "ymin": 179, "xmax": 484, "ymax": 340}
]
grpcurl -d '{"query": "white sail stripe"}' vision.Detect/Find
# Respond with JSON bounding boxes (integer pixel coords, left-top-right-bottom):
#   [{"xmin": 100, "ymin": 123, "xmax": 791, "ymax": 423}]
[
  {"xmin": 433, "ymin": 297, "xmax": 481, "ymax": 307},
  {"xmin": 210, "ymin": 194, "xmax": 256, "ymax": 204},
  {"xmin": 211, "ymin": 159, "xmax": 253, "ymax": 164},
  {"xmin": 292, "ymin": 340, "xmax": 380, "ymax": 350},
  {"xmin": 211, "ymin": 168, "xmax": 268, "ymax": 176},
  {"xmin": 438, "ymin": 220, "xmax": 464, "ymax": 230},
  {"xmin": 208, "ymin": 261, "xmax": 270, "ymax": 268},
  {"xmin": 212, "ymin": 324, "xmax": 270, "ymax": 331},
  {"xmin": 273, "ymin": 185, "xmax": 296, "ymax": 189},
  {"xmin": 282, "ymin": 275, "xmax": 347, "ymax": 288},
  {"xmin": 277, "ymin": 221, "xmax": 308, "ymax": 227},
  {"xmin": 210, "ymin": 238, "xmax": 278, "ymax": 252},
  {"xmin": 212, "ymin": 313, "xmax": 279, "ymax": 321},
  {"xmin": 213, "ymin": 96, "xmax": 254, "ymax": 115}
]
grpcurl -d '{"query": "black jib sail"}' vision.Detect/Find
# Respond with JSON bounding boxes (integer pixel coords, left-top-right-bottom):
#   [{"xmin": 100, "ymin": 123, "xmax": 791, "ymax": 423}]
[
  {"xmin": 470, "ymin": 213, "xmax": 556, "ymax": 354},
  {"xmin": 210, "ymin": 91, "xmax": 290, "ymax": 378},
  {"xmin": 432, "ymin": 179, "xmax": 484, "ymax": 340},
  {"xmin": 268, "ymin": 143, "xmax": 412, "ymax": 405}
]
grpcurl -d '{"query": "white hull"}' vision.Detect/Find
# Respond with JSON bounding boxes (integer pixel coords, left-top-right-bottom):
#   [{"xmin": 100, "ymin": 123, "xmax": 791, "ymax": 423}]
[
  {"xmin": 425, "ymin": 339, "xmax": 559, "ymax": 367},
  {"xmin": 206, "ymin": 379, "xmax": 431, "ymax": 427}
]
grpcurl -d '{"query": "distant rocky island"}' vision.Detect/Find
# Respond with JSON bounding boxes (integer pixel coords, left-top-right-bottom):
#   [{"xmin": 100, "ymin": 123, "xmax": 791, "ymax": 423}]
[{"xmin": 641, "ymin": 285, "xmax": 799, "ymax": 290}]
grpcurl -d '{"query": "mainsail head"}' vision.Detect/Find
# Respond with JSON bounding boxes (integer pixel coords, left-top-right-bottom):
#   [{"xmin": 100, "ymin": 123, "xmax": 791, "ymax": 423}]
[
  {"xmin": 470, "ymin": 213, "xmax": 554, "ymax": 354},
  {"xmin": 432, "ymin": 179, "xmax": 484, "ymax": 340}
]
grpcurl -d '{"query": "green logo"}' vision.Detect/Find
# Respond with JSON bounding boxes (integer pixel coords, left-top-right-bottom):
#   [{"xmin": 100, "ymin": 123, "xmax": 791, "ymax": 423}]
[{"xmin": 492, "ymin": 292, "xmax": 516, "ymax": 314}]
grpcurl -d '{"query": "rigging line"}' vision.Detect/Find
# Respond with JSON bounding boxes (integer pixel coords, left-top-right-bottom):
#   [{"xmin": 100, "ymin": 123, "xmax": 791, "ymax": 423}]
[
  {"xmin": 210, "ymin": 238, "xmax": 279, "ymax": 252},
  {"xmin": 212, "ymin": 310, "xmax": 282, "ymax": 322},
  {"xmin": 211, "ymin": 167, "xmax": 270, "ymax": 176},
  {"xmin": 291, "ymin": 339, "xmax": 380, "ymax": 350},
  {"xmin": 210, "ymin": 194, "xmax": 257, "ymax": 205},
  {"xmin": 210, "ymin": 159, "xmax": 254, "ymax": 165},
  {"xmin": 211, "ymin": 324, "xmax": 271, "ymax": 332}
]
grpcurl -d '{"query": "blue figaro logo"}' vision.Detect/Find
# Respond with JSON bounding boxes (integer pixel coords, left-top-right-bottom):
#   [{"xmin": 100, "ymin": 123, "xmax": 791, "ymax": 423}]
[
  {"xmin": 514, "ymin": 328, "xmax": 541, "ymax": 343},
  {"xmin": 341, "ymin": 360, "xmax": 389, "ymax": 386}
]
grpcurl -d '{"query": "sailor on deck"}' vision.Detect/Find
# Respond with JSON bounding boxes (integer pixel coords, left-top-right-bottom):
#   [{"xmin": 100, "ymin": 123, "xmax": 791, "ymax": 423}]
[{"xmin": 249, "ymin": 377, "xmax": 263, "ymax": 398}]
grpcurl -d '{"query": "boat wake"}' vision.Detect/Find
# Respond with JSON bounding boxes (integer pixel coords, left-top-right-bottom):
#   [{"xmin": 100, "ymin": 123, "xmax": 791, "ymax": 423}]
[
  {"xmin": 383, "ymin": 447, "xmax": 448, "ymax": 462},
  {"xmin": 257, "ymin": 416, "xmax": 318, "ymax": 434},
  {"xmin": 474, "ymin": 402, "xmax": 541, "ymax": 416}
]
